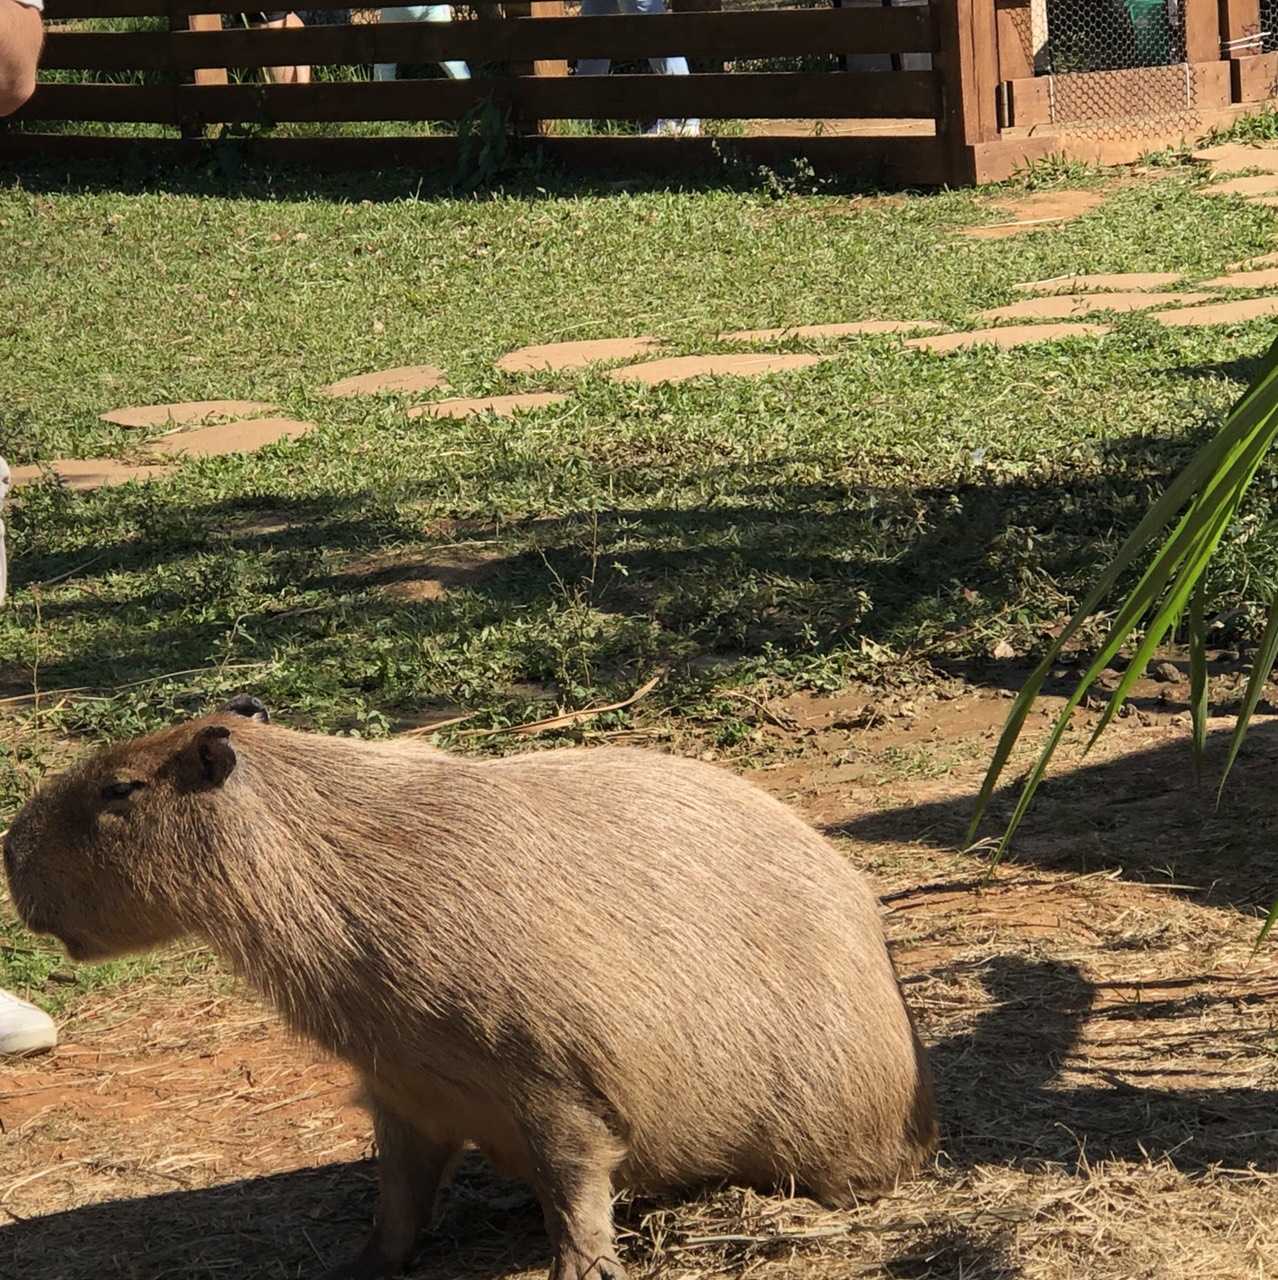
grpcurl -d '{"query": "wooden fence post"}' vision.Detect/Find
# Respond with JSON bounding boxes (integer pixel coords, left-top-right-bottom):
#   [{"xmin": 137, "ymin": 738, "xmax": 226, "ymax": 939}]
[
  {"xmin": 1219, "ymin": 0, "xmax": 1262, "ymax": 56},
  {"xmin": 504, "ymin": 0, "xmax": 566, "ymax": 136},
  {"xmin": 1217, "ymin": 0, "xmax": 1274, "ymax": 103},
  {"xmin": 935, "ymin": 0, "xmax": 999, "ymax": 184},
  {"xmin": 993, "ymin": 0, "xmax": 1031, "ymax": 80}
]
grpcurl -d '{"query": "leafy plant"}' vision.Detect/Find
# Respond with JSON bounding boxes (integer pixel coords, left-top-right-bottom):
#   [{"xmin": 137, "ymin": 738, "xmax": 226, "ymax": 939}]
[{"xmin": 968, "ymin": 332, "xmax": 1278, "ymax": 899}]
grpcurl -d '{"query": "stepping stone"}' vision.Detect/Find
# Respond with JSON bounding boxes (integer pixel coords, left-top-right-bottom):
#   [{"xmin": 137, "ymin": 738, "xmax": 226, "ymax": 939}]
[
  {"xmin": 321, "ymin": 365, "xmax": 448, "ymax": 397},
  {"xmin": 608, "ymin": 353, "xmax": 827, "ymax": 386},
  {"xmin": 1201, "ymin": 267, "xmax": 1278, "ymax": 289},
  {"xmin": 1014, "ymin": 272, "xmax": 1183, "ymax": 294},
  {"xmin": 9, "ymin": 459, "xmax": 177, "ymax": 491},
  {"xmin": 719, "ymin": 321, "xmax": 944, "ymax": 342},
  {"xmin": 141, "ymin": 417, "xmax": 315, "ymax": 458},
  {"xmin": 1151, "ymin": 297, "xmax": 1278, "ymax": 327},
  {"xmin": 905, "ymin": 323, "xmax": 1112, "ymax": 354},
  {"xmin": 496, "ymin": 337, "xmax": 661, "ymax": 374},
  {"xmin": 101, "ymin": 399, "xmax": 279, "ymax": 429},
  {"xmin": 1250, "ymin": 196, "xmax": 1278, "ymax": 208},
  {"xmin": 408, "ymin": 392, "xmax": 569, "ymax": 421},
  {"xmin": 1226, "ymin": 250, "xmax": 1278, "ymax": 271},
  {"xmin": 979, "ymin": 292, "xmax": 1210, "ymax": 321},
  {"xmin": 1206, "ymin": 174, "xmax": 1278, "ymax": 197},
  {"xmin": 1193, "ymin": 143, "xmax": 1278, "ymax": 174}
]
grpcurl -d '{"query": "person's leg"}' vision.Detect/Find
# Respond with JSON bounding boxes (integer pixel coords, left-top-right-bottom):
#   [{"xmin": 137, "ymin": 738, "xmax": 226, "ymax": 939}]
[
  {"xmin": 622, "ymin": 0, "xmax": 699, "ymax": 135},
  {"xmin": 574, "ymin": 0, "xmax": 617, "ymax": 78},
  {"xmin": 376, "ymin": 6, "xmax": 469, "ymax": 82},
  {"xmin": 258, "ymin": 12, "xmax": 310, "ymax": 85}
]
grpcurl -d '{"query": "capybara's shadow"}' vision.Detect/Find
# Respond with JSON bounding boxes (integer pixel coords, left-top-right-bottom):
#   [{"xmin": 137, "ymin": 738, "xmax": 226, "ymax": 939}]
[
  {"xmin": 0, "ymin": 1153, "xmax": 548, "ymax": 1280},
  {"xmin": 927, "ymin": 953, "xmax": 1278, "ymax": 1175}
]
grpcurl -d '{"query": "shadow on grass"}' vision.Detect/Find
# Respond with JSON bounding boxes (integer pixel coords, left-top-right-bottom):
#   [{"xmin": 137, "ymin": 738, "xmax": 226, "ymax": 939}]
[
  {"xmin": 0, "ymin": 143, "xmax": 915, "ymax": 205},
  {"xmin": 7, "ymin": 418, "xmax": 1230, "ymax": 702}
]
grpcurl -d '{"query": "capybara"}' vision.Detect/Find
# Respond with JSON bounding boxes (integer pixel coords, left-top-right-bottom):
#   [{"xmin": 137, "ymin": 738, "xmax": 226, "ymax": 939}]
[{"xmin": 3, "ymin": 700, "xmax": 936, "ymax": 1279}]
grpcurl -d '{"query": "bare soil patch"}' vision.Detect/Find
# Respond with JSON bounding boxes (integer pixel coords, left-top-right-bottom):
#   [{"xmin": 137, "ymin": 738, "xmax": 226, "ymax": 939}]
[{"xmin": 959, "ymin": 191, "xmax": 1108, "ymax": 241}]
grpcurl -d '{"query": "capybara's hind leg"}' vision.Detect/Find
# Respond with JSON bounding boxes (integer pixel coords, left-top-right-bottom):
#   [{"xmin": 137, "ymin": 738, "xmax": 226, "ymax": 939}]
[
  {"xmin": 324, "ymin": 1105, "xmax": 461, "ymax": 1280},
  {"xmin": 522, "ymin": 1099, "xmax": 627, "ymax": 1280}
]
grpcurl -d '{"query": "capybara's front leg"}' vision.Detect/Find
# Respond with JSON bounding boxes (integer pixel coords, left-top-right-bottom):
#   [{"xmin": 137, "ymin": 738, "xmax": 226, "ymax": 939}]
[
  {"xmin": 323, "ymin": 1105, "xmax": 461, "ymax": 1280},
  {"xmin": 523, "ymin": 1100, "xmax": 628, "ymax": 1280}
]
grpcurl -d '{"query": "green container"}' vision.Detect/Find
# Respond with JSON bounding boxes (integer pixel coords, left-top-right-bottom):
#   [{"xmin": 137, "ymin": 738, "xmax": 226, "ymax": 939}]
[{"xmin": 1124, "ymin": 0, "xmax": 1172, "ymax": 66}]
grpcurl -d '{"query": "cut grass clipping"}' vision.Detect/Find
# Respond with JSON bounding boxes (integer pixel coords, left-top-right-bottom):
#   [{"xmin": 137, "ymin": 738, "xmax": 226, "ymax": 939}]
[{"xmin": 968, "ymin": 330, "xmax": 1278, "ymax": 936}]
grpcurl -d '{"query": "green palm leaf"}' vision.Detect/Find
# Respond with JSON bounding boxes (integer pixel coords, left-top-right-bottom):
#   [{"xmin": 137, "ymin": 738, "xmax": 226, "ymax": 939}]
[{"xmin": 968, "ymin": 333, "xmax": 1278, "ymax": 866}]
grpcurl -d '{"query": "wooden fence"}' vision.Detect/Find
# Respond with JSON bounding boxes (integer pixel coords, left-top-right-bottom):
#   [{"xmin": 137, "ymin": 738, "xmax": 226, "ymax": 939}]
[{"xmin": 4, "ymin": 0, "xmax": 1278, "ymax": 185}]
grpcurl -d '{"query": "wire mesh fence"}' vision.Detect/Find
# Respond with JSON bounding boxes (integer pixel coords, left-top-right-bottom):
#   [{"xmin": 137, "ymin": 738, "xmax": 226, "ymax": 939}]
[{"xmin": 1006, "ymin": 0, "xmax": 1198, "ymax": 137}]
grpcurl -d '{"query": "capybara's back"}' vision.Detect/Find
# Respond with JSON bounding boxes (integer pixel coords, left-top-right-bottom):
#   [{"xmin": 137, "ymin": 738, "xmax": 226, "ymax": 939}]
[
  {"xmin": 472, "ymin": 746, "xmax": 935, "ymax": 1201},
  {"xmin": 5, "ymin": 712, "xmax": 935, "ymax": 1279}
]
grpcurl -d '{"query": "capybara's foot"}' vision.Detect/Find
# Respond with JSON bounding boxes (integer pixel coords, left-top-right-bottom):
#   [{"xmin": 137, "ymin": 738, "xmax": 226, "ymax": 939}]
[{"xmin": 549, "ymin": 1243, "xmax": 627, "ymax": 1280}]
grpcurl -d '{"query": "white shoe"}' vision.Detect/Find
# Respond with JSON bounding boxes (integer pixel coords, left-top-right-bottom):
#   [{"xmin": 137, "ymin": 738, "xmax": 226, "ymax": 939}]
[
  {"xmin": 644, "ymin": 119, "xmax": 702, "ymax": 137},
  {"xmin": 0, "ymin": 990, "xmax": 57, "ymax": 1054}
]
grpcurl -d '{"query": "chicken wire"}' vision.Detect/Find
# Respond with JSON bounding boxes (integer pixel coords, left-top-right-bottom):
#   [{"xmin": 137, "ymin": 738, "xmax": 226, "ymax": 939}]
[
  {"xmin": 1013, "ymin": 0, "xmax": 1199, "ymax": 137},
  {"xmin": 1262, "ymin": 0, "xmax": 1277, "ymax": 53}
]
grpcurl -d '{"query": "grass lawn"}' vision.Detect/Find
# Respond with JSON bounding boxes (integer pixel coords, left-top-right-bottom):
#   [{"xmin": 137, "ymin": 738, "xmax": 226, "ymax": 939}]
[{"xmin": 6, "ymin": 151, "xmax": 1278, "ymax": 1278}]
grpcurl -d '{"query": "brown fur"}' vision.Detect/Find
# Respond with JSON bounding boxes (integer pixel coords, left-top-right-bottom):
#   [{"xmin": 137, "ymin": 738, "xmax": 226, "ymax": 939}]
[{"xmin": 3, "ymin": 711, "xmax": 937, "ymax": 1279}]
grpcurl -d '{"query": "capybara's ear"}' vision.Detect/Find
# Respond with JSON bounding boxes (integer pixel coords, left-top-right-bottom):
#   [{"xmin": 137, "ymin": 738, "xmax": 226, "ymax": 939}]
[
  {"xmin": 187, "ymin": 725, "xmax": 237, "ymax": 788},
  {"xmin": 222, "ymin": 694, "xmax": 269, "ymax": 724}
]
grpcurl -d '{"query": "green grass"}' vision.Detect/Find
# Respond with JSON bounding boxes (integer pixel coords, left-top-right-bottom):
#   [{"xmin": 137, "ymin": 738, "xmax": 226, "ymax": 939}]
[{"xmin": 4, "ymin": 155, "xmax": 1278, "ymax": 1004}]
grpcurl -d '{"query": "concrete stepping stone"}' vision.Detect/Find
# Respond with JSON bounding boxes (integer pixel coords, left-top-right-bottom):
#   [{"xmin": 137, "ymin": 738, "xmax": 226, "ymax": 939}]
[
  {"xmin": 980, "ymin": 292, "xmax": 1209, "ymax": 322},
  {"xmin": 9, "ymin": 459, "xmax": 177, "ymax": 491},
  {"xmin": 906, "ymin": 323, "xmax": 1112, "ymax": 354},
  {"xmin": 496, "ymin": 337, "xmax": 661, "ymax": 374},
  {"xmin": 322, "ymin": 365, "xmax": 448, "ymax": 397},
  {"xmin": 141, "ymin": 417, "xmax": 315, "ymax": 458},
  {"xmin": 1226, "ymin": 250, "xmax": 1278, "ymax": 271},
  {"xmin": 608, "ymin": 353, "xmax": 827, "ymax": 386},
  {"xmin": 1193, "ymin": 143, "xmax": 1278, "ymax": 174},
  {"xmin": 719, "ymin": 320, "xmax": 944, "ymax": 342},
  {"xmin": 1201, "ymin": 267, "xmax": 1278, "ymax": 289},
  {"xmin": 1014, "ymin": 272, "xmax": 1182, "ymax": 294},
  {"xmin": 101, "ymin": 399, "xmax": 279, "ymax": 429},
  {"xmin": 1207, "ymin": 174, "xmax": 1278, "ymax": 197},
  {"xmin": 1151, "ymin": 297, "xmax": 1278, "ymax": 327},
  {"xmin": 408, "ymin": 392, "xmax": 569, "ymax": 420}
]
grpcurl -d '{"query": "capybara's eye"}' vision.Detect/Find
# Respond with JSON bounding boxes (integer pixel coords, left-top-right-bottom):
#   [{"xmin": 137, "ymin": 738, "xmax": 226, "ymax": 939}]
[{"xmin": 101, "ymin": 780, "xmax": 146, "ymax": 802}]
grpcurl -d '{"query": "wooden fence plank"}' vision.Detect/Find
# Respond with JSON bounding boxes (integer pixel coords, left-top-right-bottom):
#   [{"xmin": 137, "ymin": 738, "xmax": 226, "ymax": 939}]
[
  {"xmin": 1183, "ymin": 0, "xmax": 1221, "ymax": 64},
  {"xmin": 1001, "ymin": 62, "xmax": 1234, "ymax": 126},
  {"xmin": 14, "ymin": 83, "xmax": 177, "ymax": 121},
  {"xmin": 125, "ymin": 70, "xmax": 939, "ymax": 123},
  {"xmin": 43, "ymin": 0, "xmax": 168, "ymax": 16},
  {"xmin": 41, "ymin": 8, "xmax": 939, "ymax": 70},
  {"xmin": 993, "ymin": 0, "xmax": 1031, "ymax": 81},
  {"xmin": 1219, "ymin": 0, "xmax": 1262, "ymax": 58},
  {"xmin": 1233, "ymin": 51, "xmax": 1278, "ymax": 101}
]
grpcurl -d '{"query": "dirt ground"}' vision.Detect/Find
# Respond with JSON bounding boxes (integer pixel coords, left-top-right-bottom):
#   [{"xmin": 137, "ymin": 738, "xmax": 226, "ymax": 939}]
[{"xmin": 5, "ymin": 665, "xmax": 1278, "ymax": 1279}]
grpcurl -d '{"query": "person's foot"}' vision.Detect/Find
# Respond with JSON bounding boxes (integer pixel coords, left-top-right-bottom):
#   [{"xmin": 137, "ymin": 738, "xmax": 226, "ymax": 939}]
[
  {"xmin": 0, "ymin": 990, "xmax": 57, "ymax": 1054},
  {"xmin": 644, "ymin": 119, "xmax": 702, "ymax": 137}
]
